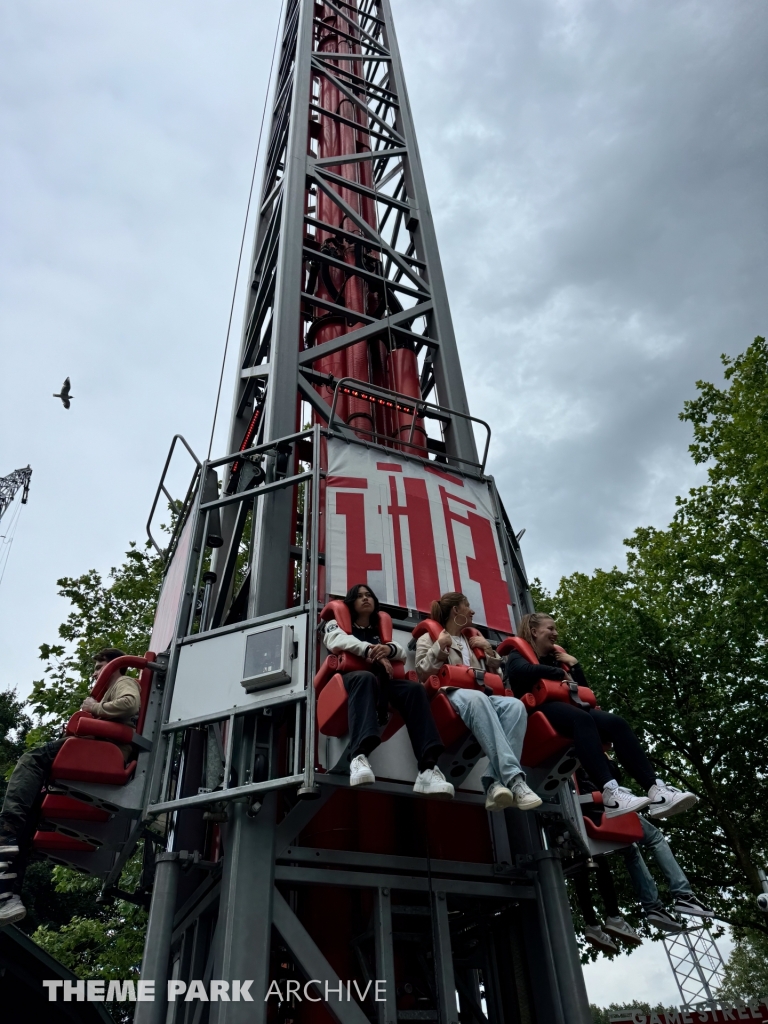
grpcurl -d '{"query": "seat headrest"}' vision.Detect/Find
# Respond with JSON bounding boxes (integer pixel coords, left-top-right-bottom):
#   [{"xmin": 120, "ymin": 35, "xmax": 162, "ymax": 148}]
[
  {"xmin": 91, "ymin": 654, "xmax": 152, "ymax": 702},
  {"xmin": 496, "ymin": 636, "xmax": 538, "ymax": 664},
  {"xmin": 319, "ymin": 600, "xmax": 393, "ymax": 643},
  {"xmin": 320, "ymin": 600, "xmax": 352, "ymax": 633},
  {"xmin": 412, "ymin": 618, "xmax": 444, "ymax": 642}
]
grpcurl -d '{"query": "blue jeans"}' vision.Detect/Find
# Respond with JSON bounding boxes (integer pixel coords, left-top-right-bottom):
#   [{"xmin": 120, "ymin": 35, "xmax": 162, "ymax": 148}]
[
  {"xmin": 621, "ymin": 816, "xmax": 693, "ymax": 912},
  {"xmin": 446, "ymin": 689, "xmax": 527, "ymax": 791}
]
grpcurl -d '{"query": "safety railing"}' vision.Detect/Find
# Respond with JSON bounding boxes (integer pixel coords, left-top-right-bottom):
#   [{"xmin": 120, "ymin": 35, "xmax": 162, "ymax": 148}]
[
  {"xmin": 145, "ymin": 425, "xmax": 323, "ymax": 818},
  {"xmin": 327, "ymin": 377, "xmax": 492, "ymax": 474}
]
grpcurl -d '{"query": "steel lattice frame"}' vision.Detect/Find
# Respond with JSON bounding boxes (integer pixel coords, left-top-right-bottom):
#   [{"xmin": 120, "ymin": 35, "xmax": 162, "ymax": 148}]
[
  {"xmin": 663, "ymin": 925, "xmax": 726, "ymax": 1010},
  {"xmin": 0, "ymin": 466, "xmax": 31, "ymax": 523}
]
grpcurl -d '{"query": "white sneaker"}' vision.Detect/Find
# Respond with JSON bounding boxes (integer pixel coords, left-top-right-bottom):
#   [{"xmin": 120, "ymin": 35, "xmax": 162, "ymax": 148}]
[
  {"xmin": 602, "ymin": 785, "xmax": 651, "ymax": 818},
  {"xmin": 510, "ymin": 775, "xmax": 543, "ymax": 811},
  {"xmin": 0, "ymin": 893, "xmax": 26, "ymax": 927},
  {"xmin": 584, "ymin": 924, "xmax": 618, "ymax": 953},
  {"xmin": 646, "ymin": 781, "xmax": 699, "ymax": 819},
  {"xmin": 485, "ymin": 782, "xmax": 514, "ymax": 812},
  {"xmin": 413, "ymin": 766, "xmax": 454, "ymax": 799},
  {"xmin": 349, "ymin": 754, "xmax": 375, "ymax": 787},
  {"xmin": 603, "ymin": 915, "xmax": 643, "ymax": 947}
]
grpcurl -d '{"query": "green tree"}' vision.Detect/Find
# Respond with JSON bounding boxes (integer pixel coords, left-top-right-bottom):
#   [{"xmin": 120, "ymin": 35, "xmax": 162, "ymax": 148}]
[
  {"xmin": 536, "ymin": 338, "xmax": 768, "ymax": 938},
  {"xmin": 719, "ymin": 931, "xmax": 768, "ymax": 1003},
  {"xmin": 0, "ymin": 688, "xmax": 30, "ymax": 787},
  {"xmin": 7, "ymin": 539, "xmax": 164, "ymax": 1017},
  {"xmin": 27, "ymin": 541, "xmax": 164, "ymax": 742},
  {"xmin": 32, "ymin": 858, "xmax": 148, "ymax": 1024}
]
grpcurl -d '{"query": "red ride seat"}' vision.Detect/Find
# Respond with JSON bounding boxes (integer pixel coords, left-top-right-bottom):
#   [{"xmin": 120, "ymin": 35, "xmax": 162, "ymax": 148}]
[
  {"xmin": 580, "ymin": 790, "xmax": 644, "ymax": 844},
  {"xmin": 412, "ymin": 619, "xmax": 508, "ymax": 748},
  {"xmin": 496, "ymin": 636, "xmax": 597, "ymax": 710},
  {"xmin": 49, "ymin": 653, "xmax": 155, "ymax": 788},
  {"xmin": 40, "ymin": 794, "xmax": 110, "ymax": 822},
  {"xmin": 498, "ymin": 635, "xmax": 601, "ymax": 769},
  {"xmin": 315, "ymin": 601, "xmax": 409, "ymax": 739},
  {"xmin": 32, "ymin": 831, "xmax": 96, "ymax": 853},
  {"xmin": 51, "ymin": 739, "xmax": 137, "ymax": 786},
  {"xmin": 520, "ymin": 711, "xmax": 572, "ymax": 766}
]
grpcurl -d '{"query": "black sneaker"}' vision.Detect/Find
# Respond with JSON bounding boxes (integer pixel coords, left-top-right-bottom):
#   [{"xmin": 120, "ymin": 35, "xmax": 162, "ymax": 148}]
[
  {"xmin": 673, "ymin": 894, "xmax": 714, "ymax": 918},
  {"xmin": 0, "ymin": 834, "xmax": 18, "ymax": 858},
  {"xmin": 645, "ymin": 907, "xmax": 683, "ymax": 933}
]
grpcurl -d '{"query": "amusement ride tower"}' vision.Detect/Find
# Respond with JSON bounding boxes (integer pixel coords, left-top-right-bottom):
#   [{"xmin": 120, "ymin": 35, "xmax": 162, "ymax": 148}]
[{"xmin": 31, "ymin": 4, "xmax": 603, "ymax": 1023}]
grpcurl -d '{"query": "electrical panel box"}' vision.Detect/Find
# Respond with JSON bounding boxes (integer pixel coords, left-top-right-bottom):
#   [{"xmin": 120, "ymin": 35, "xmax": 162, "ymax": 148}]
[
  {"xmin": 241, "ymin": 623, "xmax": 295, "ymax": 692},
  {"xmin": 168, "ymin": 612, "xmax": 307, "ymax": 725}
]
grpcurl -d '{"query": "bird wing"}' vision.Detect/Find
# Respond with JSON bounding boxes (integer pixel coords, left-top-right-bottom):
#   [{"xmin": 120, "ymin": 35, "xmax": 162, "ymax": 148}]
[
  {"xmin": 63, "ymin": 398, "xmax": 70, "ymax": 410},
  {"xmin": 62, "ymin": 377, "xmax": 71, "ymax": 394}
]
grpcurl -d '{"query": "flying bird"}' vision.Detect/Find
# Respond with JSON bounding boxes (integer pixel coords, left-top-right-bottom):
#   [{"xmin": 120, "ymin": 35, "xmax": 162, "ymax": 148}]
[{"xmin": 53, "ymin": 377, "xmax": 73, "ymax": 409}]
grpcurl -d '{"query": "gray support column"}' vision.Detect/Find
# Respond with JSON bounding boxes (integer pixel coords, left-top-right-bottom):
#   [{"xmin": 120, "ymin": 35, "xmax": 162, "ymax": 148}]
[
  {"xmin": 134, "ymin": 853, "xmax": 180, "ymax": 1024},
  {"xmin": 432, "ymin": 891, "xmax": 459, "ymax": 1024},
  {"xmin": 373, "ymin": 887, "xmax": 397, "ymax": 1024},
  {"xmin": 536, "ymin": 850, "xmax": 592, "ymax": 1024},
  {"xmin": 212, "ymin": 792, "xmax": 278, "ymax": 1024}
]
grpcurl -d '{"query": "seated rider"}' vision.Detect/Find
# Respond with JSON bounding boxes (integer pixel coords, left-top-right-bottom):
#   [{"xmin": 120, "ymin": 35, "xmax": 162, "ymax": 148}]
[
  {"xmin": 575, "ymin": 764, "xmax": 713, "ymax": 942},
  {"xmin": 414, "ymin": 592, "xmax": 541, "ymax": 812},
  {"xmin": 324, "ymin": 584, "xmax": 454, "ymax": 798},
  {"xmin": 570, "ymin": 853, "xmax": 643, "ymax": 954},
  {"xmin": 0, "ymin": 648, "xmax": 140, "ymax": 927},
  {"xmin": 505, "ymin": 613, "xmax": 699, "ymax": 819}
]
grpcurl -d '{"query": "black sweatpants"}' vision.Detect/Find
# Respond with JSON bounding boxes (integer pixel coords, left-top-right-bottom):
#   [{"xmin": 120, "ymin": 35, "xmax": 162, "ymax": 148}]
[
  {"xmin": 343, "ymin": 671, "xmax": 444, "ymax": 771},
  {"xmin": 0, "ymin": 737, "xmax": 66, "ymax": 893},
  {"xmin": 539, "ymin": 704, "xmax": 656, "ymax": 790},
  {"xmin": 572, "ymin": 856, "xmax": 620, "ymax": 926}
]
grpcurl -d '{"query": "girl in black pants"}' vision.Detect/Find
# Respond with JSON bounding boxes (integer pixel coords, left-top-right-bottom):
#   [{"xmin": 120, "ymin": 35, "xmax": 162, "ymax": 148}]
[
  {"xmin": 505, "ymin": 613, "xmax": 698, "ymax": 819},
  {"xmin": 324, "ymin": 584, "xmax": 454, "ymax": 798}
]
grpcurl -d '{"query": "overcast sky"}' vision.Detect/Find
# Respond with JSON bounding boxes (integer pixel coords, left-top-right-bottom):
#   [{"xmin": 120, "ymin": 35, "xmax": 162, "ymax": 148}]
[{"xmin": 0, "ymin": 0, "xmax": 763, "ymax": 1002}]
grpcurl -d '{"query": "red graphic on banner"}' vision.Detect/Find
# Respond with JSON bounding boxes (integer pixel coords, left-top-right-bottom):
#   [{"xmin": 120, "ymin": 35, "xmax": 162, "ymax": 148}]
[
  {"xmin": 334, "ymin": 491, "xmax": 382, "ymax": 588},
  {"xmin": 387, "ymin": 475, "xmax": 440, "ymax": 609},
  {"xmin": 326, "ymin": 476, "xmax": 368, "ymax": 489},
  {"xmin": 440, "ymin": 486, "xmax": 512, "ymax": 632},
  {"xmin": 425, "ymin": 464, "xmax": 464, "ymax": 487}
]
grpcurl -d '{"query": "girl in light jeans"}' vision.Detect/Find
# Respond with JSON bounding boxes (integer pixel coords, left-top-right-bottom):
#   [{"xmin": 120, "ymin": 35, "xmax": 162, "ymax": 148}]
[{"xmin": 415, "ymin": 592, "xmax": 541, "ymax": 812}]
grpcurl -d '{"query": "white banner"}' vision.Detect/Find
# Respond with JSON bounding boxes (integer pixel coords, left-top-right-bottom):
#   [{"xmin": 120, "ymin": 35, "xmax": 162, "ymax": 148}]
[{"xmin": 325, "ymin": 440, "xmax": 513, "ymax": 632}]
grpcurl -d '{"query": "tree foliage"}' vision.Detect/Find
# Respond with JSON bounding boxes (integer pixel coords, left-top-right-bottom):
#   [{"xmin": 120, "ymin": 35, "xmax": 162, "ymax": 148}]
[
  {"xmin": 535, "ymin": 338, "xmax": 768, "ymax": 949},
  {"xmin": 718, "ymin": 931, "xmax": 768, "ymax": 1003},
  {"xmin": 32, "ymin": 857, "xmax": 148, "ymax": 1024},
  {"xmin": 7, "ymin": 539, "xmax": 163, "ymax": 1018},
  {"xmin": 27, "ymin": 541, "xmax": 164, "ymax": 743}
]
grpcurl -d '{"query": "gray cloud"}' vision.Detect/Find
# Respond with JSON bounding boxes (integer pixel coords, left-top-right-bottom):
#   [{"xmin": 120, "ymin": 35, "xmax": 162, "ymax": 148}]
[{"xmin": 391, "ymin": 0, "xmax": 768, "ymax": 585}]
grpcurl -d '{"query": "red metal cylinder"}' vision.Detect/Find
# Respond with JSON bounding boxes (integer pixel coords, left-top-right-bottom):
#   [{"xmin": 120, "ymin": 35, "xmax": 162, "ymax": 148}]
[{"xmin": 388, "ymin": 347, "xmax": 427, "ymax": 453}]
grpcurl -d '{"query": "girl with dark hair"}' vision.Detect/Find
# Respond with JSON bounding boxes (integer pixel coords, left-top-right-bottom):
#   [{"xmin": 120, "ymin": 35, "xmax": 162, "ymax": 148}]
[
  {"xmin": 323, "ymin": 584, "xmax": 454, "ymax": 797},
  {"xmin": 507, "ymin": 613, "xmax": 698, "ymax": 819},
  {"xmin": 414, "ymin": 591, "xmax": 541, "ymax": 812}
]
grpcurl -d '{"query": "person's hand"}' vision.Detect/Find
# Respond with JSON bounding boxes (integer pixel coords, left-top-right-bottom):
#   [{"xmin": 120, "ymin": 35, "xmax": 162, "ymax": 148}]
[
  {"xmin": 367, "ymin": 644, "xmax": 391, "ymax": 661},
  {"xmin": 437, "ymin": 631, "xmax": 453, "ymax": 650},
  {"xmin": 81, "ymin": 696, "xmax": 97, "ymax": 713},
  {"xmin": 557, "ymin": 650, "xmax": 579, "ymax": 668},
  {"xmin": 468, "ymin": 636, "xmax": 492, "ymax": 656},
  {"xmin": 378, "ymin": 657, "xmax": 393, "ymax": 677}
]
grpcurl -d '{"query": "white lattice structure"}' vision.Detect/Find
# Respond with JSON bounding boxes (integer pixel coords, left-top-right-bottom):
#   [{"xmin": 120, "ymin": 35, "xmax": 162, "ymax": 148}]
[{"xmin": 663, "ymin": 925, "xmax": 726, "ymax": 1009}]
